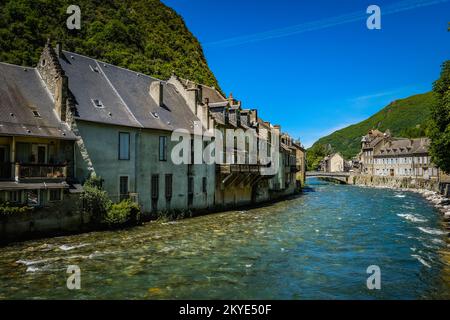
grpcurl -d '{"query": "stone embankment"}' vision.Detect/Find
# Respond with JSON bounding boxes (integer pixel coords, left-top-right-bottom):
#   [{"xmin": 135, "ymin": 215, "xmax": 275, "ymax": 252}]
[
  {"xmin": 413, "ymin": 189, "xmax": 450, "ymax": 221},
  {"xmin": 349, "ymin": 174, "xmax": 450, "ymax": 223}
]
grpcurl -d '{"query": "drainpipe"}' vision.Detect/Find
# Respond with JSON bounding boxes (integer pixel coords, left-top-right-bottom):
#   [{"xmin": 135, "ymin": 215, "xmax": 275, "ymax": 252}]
[{"xmin": 135, "ymin": 130, "xmax": 141, "ymax": 195}]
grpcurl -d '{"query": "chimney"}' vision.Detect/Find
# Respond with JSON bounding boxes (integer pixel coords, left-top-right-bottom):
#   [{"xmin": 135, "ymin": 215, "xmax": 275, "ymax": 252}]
[
  {"xmin": 197, "ymin": 85, "xmax": 203, "ymax": 104},
  {"xmin": 55, "ymin": 42, "xmax": 62, "ymax": 58},
  {"xmin": 223, "ymin": 108, "xmax": 229, "ymax": 125},
  {"xmin": 273, "ymin": 125, "xmax": 281, "ymax": 136},
  {"xmin": 228, "ymin": 93, "xmax": 234, "ymax": 104},
  {"xmin": 150, "ymin": 81, "xmax": 163, "ymax": 107},
  {"xmin": 249, "ymin": 109, "xmax": 257, "ymax": 125}
]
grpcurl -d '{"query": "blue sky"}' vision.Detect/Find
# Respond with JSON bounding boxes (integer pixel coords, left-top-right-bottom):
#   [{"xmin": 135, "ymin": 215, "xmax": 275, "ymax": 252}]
[{"xmin": 162, "ymin": 0, "xmax": 450, "ymax": 147}]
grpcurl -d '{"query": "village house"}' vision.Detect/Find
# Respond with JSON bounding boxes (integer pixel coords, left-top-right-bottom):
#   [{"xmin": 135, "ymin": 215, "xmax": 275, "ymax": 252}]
[
  {"xmin": 38, "ymin": 41, "xmax": 215, "ymax": 214},
  {"xmin": 169, "ymin": 77, "xmax": 305, "ymax": 208},
  {"xmin": 0, "ymin": 41, "xmax": 305, "ymax": 219},
  {"xmin": 359, "ymin": 129, "xmax": 439, "ymax": 180},
  {"xmin": 0, "ymin": 60, "xmax": 78, "ymax": 209},
  {"xmin": 319, "ymin": 153, "xmax": 345, "ymax": 173}
]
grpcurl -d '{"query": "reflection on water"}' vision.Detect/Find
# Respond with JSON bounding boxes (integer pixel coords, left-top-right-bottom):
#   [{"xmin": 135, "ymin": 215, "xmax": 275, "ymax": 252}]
[{"xmin": 0, "ymin": 178, "xmax": 449, "ymax": 299}]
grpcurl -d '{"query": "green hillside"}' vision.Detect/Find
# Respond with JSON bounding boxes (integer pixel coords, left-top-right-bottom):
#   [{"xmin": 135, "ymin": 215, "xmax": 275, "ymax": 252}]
[
  {"xmin": 307, "ymin": 92, "xmax": 436, "ymax": 169},
  {"xmin": 0, "ymin": 0, "xmax": 220, "ymax": 89}
]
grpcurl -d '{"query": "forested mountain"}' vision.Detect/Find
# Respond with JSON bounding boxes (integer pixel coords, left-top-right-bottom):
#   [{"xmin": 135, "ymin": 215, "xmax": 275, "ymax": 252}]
[
  {"xmin": 0, "ymin": 0, "xmax": 220, "ymax": 89},
  {"xmin": 307, "ymin": 92, "xmax": 435, "ymax": 169}
]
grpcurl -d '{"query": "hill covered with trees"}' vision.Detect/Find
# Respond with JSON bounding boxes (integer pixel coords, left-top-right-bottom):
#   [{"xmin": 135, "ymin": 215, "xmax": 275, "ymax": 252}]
[
  {"xmin": 0, "ymin": 0, "xmax": 220, "ymax": 89},
  {"xmin": 307, "ymin": 92, "xmax": 435, "ymax": 170}
]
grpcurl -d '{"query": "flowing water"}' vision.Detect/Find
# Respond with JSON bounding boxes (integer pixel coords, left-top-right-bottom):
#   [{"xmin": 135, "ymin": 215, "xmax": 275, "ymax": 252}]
[{"xmin": 0, "ymin": 178, "xmax": 449, "ymax": 299}]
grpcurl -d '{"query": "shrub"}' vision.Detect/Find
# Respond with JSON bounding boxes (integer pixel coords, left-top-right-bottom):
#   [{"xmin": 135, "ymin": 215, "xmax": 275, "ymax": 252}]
[
  {"xmin": 0, "ymin": 202, "xmax": 33, "ymax": 216},
  {"xmin": 157, "ymin": 209, "xmax": 192, "ymax": 221},
  {"xmin": 104, "ymin": 200, "xmax": 141, "ymax": 227},
  {"xmin": 80, "ymin": 185, "xmax": 112, "ymax": 224}
]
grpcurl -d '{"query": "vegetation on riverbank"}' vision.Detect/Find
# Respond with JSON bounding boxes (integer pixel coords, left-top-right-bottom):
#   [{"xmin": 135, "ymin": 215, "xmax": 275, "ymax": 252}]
[
  {"xmin": 0, "ymin": 203, "xmax": 33, "ymax": 216},
  {"xmin": 81, "ymin": 176, "xmax": 141, "ymax": 228},
  {"xmin": 428, "ymin": 60, "xmax": 450, "ymax": 174}
]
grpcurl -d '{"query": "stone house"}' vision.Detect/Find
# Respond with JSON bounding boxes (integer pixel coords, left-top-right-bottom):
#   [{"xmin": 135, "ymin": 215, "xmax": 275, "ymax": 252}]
[
  {"xmin": 168, "ymin": 77, "xmax": 304, "ymax": 207},
  {"xmin": 359, "ymin": 129, "xmax": 439, "ymax": 180},
  {"xmin": 36, "ymin": 42, "xmax": 216, "ymax": 215},
  {"xmin": 360, "ymin": 129, "xmax": 385, "ymax": 175},
  {"xmin": 0, "ymin": 60, "xmax": 78, "ymax": 208},
  {"xmin": 1, "ymin": 41, "xmax": 305, "ymax": 218},
  {"xmin": 373, "ymin": 137, "xmax": 438, "ymax": 179},
  {"xmin": 320, "ymin": 153, "xmax": 345, "ymax": 173}
]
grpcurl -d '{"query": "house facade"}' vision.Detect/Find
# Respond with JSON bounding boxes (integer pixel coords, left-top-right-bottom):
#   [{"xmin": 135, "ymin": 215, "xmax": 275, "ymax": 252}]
[
  {"xmin": 320, "ymin": 153, "xmax": 345, "ymax": 173},
  {"xmin": 0, "ymin": 60, "xmax": 77, "ymax": 208},
  {"xmin": 0, "ymin": 41, "xmax": 305, "ymax": 217},
  {"xmin": 359, "ymin": 130, "xmax": 439, "ymax": 180}
]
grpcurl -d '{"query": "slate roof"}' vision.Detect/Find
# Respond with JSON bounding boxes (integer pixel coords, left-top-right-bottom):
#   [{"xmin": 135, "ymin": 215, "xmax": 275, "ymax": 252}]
[
  {"xmin": 59, "ymin": 51, "xmax": 200, "ymax": 132},
  {"xmin": 375, "ymin": 138, "xmax": 430, "ymax": 157},
  {"xmin": 0, "ymin": 62, "xmax": 77, "ymax": 140}
]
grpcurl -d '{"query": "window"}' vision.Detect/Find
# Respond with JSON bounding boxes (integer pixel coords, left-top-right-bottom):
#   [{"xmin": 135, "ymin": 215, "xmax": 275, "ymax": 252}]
[
  {"xmin": 119, "ymin": 132, "xmax": 130, "ymax": 160},
  {"xmin": 119, "ymin": 176, "xmax": 129, "ymax": 201},
  {"xmin": 150, "ymin": 112, "xmax": 160, "ymax": 119},
  {"xmin": 92, "ymin": 99, "xmax": 104, "ymax": 108},
  {"xmin": 151, "ymin": 175, "xmax": 159, "ymax": 199},
  {"xmin": 202, "ymin": 177, "xmax": 207, "ymax": 193},
  {"xmin": 159, "ymin": 136, "xmax": 167, "ymax": 161},
  {"xmin": 37, "ymin": 145, "xmax": 47, "ymax": 164},
  {"xmin": 188, "ymin": 176, "xmax": 194, "ymax": 206},
  {"xmin": 188, "ymin": 176, "xmax": 194, "ymax": 195},
  {"xmin": 9, "ymin": 191, "xmax": 20, "ymax": 203},
  {"xmin": 32, "ymin": 110, "xmax": 41, "ymax": 118},
  {"xmin": 165, "ymin": 174, "xmax": 173, "ymax": 199},
  {"xmin": 49, "ymin": 189, "xmax": 62, "ymax": 202}
]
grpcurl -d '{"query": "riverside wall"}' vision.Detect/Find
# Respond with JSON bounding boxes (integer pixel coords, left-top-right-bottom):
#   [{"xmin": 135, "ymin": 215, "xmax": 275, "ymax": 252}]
[{"xmin": 348, "ymin": 174, "xmax": 442, "ymax": 193}]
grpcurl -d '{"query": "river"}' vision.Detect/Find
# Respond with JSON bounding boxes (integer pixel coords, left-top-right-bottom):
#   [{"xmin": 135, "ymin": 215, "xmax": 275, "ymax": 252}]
[{"xmin": 0, "ymin": 178, "xmax": 449, "ymax": 299}]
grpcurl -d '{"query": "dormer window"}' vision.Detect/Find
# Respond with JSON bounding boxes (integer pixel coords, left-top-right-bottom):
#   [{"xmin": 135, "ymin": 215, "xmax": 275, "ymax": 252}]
[
  {"xmin": 32, "ymin": 110, "xmax": 41, "ymax": 118},
  {"xmin": 151, "ymin": 112, "xmax": 159, "ymax": 119},
  {"xmin": 92, "ymin": 99, "xmax": 104, "ymax": 108}
]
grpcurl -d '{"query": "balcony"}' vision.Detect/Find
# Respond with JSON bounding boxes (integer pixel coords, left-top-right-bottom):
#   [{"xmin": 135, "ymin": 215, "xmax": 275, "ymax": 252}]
[
  {"xmin": 15, "ymin": 163, "xmax": 68, "ymax": 183},
  {"xmin": 0, "ymin": 162, "xmax": 12, "ymax": 180},
  {"xmin": 217, "ymin": 164, "xmax": 262, "ymax": 175}
]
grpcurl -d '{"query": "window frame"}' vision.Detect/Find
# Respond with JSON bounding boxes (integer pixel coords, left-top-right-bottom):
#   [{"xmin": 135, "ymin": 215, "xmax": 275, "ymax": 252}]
[
  {"xmin": 165, "ymin": 174, "xmax": 173, "ymax": 200},
  {"xmin": 119, "ymin": 176, "xmax": 129, "ymax": 201},
  {"xmin": 159, "ymin": 136, "xmax": 167, "ymax": 161},
  {"xmin": 118, "ymin": 132, "xmax": 131, "ymax": 161},
  {"xmin": 49, "ymin": 189, "xmax": 62, "ymax": 202},
  {"xmin": 151, "ymin": 174, "xmax": 159, "ymax": 199}
]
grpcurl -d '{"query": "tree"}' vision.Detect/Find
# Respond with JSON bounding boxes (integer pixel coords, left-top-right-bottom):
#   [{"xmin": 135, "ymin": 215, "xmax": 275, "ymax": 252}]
[
  {"xmin": 306, "ymin": 144, "xmax": 328, "ymax": 171},
  {"xmin": 428, "ymin": 61, "xmax": 450, "ymax": 173}
]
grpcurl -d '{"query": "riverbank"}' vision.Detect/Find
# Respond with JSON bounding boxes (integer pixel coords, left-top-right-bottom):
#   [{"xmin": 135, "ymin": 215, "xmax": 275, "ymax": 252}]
[
  {"xmin": 349, "ymin": 175, "xmax": 450, "ymax": 225},
  {"xmin": 0, "ymin": 189, "xmax": 304, "ymax": 246}
]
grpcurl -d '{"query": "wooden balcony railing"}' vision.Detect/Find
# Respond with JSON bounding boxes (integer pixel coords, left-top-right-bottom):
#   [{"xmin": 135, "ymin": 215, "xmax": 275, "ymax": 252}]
[
  {"xmin": 15, "ymin": 163, "xmax": 67, "ymax": 181},
  {"xmin": 217, "ymin": 164, "xmax": 262, "ymax": 175}
]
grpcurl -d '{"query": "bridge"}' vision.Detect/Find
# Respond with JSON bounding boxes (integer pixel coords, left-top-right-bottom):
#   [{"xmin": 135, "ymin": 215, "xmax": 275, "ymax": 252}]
[{"xmin": 306, "ymin": 171, "xmax": 351, "ymax": 184}]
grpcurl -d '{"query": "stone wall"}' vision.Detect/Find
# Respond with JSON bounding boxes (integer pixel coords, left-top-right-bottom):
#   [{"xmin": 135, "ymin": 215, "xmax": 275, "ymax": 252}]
[
  {"xmin": 349, "ymin": 174, "xmax": 441, "ymax": 192},
  {"xmin": 0, "ymin": 193, "xmax": 90, "ymax": 244}
]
